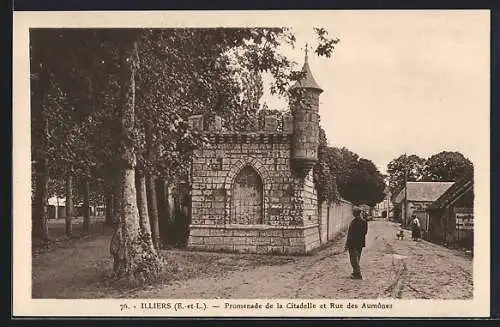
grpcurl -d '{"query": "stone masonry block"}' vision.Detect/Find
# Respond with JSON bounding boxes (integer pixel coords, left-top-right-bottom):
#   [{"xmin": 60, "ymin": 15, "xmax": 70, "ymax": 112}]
[
  {"xmin": 228, "ymin": 236, "xmax": 246, "ymax": 245},
  {"xmin": 283, "ymin": 229, "xmax": 303, "ymax": 238},
  {"xmin": 206, "ymin": 236, "xmax": 224, "ymax": 244},
  {"xmin": 222, "ymin": 229, "xmax": 233, "ymax": 237},
  {"xmin": 244, "ymin": 237, "xmax": 256, "ymax": 245},
  {"xmin": 289, "ymin": 237, "xmax": 305, "ymax": 246},
  {"xmin": 223, "ymin": 236, "xmax": 235, "ymax": 244},
  {"xmin": 303, "ymin": 227, "xmax": 317, "ymax": 237},
  {"xmin": 188, "ymin": 236, "xmax": 205, "ymax": 245},
  {"xmin": 212, "ymin": 244, "xmax": 233, "ymax": 252},
  {"xmin": 188, "ymin": 243, "xmax": 207, "ymax": 251},
  {"xmin": 190, "ymin": 228, "xmax": 210, "ymax": 237},
  {"xmin": 234, "ymin": 245, "xmax": 258, "ymax": 253},
  {"xmin": 270, "ymin": 237, "xmax": 290, "ymax": 246},
  {"xmin": 259, "ymin": 229, "xmax": 283, "ymax": 237},
  {"xmin": 233, "ymin": 229, "xmax": 259, "ymax": 237},
  {"xmin": 256, "ymin": 245, "xmax": 270, "ymax": 254},
  {"xmin": 268, "ymin": 246, "xmax": 285, "ymax": 254},
  {"xmin": 283, "ymin": 245, "xmax": 305, "ymax": 255},
  {"xmin": 246, "ymin": 236, "xmax": 269, "ymax": 246},
  {"xmin": 305, "ymin": 240, "xmax": 320, "ymax": 253}
]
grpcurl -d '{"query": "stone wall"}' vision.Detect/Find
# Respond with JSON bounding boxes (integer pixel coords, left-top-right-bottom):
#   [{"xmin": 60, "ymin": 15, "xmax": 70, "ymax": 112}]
[
  {"xmin": 188, "ymin": 224, "xmax": 320, "ymax": 255},
  {"xmin": 188, "ymin": 132, "xmax": 320, "ymax": 254},
  {"xmin": 318, "ymin": 199, "xmax": 353, "ymax": 244},
  {"xmin": 190, "ymin": 133, "xmax": 318, "ymax": 226}
]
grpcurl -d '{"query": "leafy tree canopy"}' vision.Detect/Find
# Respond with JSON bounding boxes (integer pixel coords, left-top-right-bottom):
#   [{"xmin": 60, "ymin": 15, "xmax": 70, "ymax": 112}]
[
  {"xmin": 424, "ymin": 151, "xmax": 473, "ymax": 182},
  {"xmin": 31, "ymin": 27, "xmax": 340, "ymax": 190},
  {"xmin": 387, "ymin": 154, "xmax": 426, "ymax": 199},
  {"xmin": 313, "ymin": 131, "xmax": 386, "ymax": 207},
  {"xmin": 386, "ymin": 151, "xmax": 474, "ymax": 201}
]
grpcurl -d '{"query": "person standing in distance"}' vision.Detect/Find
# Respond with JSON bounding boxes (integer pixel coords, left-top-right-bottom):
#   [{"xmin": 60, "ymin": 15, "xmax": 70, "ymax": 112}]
[
  {"xmin": 344, "ymin": 206, "xmax": 368, "ymax": 280},
  {"xmin": 411, "ymin": 214, "xmax": 421, "ymax": 241}
]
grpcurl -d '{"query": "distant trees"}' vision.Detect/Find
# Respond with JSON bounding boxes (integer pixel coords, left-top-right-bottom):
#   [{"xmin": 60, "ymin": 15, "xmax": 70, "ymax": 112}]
[
  {"xmin": 387, "ymin": 154, "xmax": 426, "ymax": 199},
  {"xmin": 313, "ymin": 128, "xmax": 386, "ymax": 206},
  {"xmin": 424, "ymin": 151, "xmax": 473, "ymax": 182},
  {"xmin": 386, "ymin": 151, "xmax": 474, "ymax": 199},
  {"xmin": 340, "ymin": 158, "xmax": 386, "ymax": 206}
]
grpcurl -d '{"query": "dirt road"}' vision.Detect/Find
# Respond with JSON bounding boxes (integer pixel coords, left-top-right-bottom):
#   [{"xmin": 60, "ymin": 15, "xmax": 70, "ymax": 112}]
[
  {"xmin": 32, "ymin": 219, "xmax": 472, "ymax": 299},
  {"xmin": 134, "ymin": 220, "xmax": 473, "ymax": 299}
]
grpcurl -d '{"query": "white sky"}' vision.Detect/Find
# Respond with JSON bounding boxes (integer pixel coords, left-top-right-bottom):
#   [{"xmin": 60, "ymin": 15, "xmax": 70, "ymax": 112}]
[{"xmin": 259, "ymin": 11, "xmax": 490, "ymax": 174}]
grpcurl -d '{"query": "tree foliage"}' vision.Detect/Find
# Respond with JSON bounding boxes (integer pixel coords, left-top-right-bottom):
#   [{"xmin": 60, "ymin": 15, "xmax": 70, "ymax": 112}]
[
  {"xmin": 30, "ymin": 27, "xmax": 340, "ymax": 281},
  {"xmin": 340, "ymin": 158, "xmax": 386, "ymax": 206},
  {"xmin": 386, "ymin": 151, "xmax": 474, "ymax": 201},
  {"xmin": 313, "ymin": 128, "xmax": 385, "ymax": 206},
  {"xmin": 313, "ymin": 127, "xmax": 339, "ymax": 203},
  {"xmin": 424, "ymin": 151, "xmax": 473, "ymax": 182},
  {"xmin": 387, "ymin": 154, "xmax": 426, "ymax": 199}
]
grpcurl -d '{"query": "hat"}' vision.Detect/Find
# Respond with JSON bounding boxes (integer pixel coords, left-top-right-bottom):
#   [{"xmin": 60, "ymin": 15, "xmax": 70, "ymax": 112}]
[{"xmin": 352, "ymin": 206, "xmax": 362, "ymax": 216}]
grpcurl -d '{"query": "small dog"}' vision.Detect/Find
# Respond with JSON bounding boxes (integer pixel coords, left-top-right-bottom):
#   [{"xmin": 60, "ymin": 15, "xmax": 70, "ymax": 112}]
[{"xmin": 396, "ymin": 230, "xmax": 405, "ymax": 240}]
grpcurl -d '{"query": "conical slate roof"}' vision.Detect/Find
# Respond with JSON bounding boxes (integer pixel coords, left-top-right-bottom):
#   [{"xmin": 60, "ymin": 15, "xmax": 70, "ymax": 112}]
[{"xmin": 291, "ymin": 53, "xmax": 323, "ymax": 92}]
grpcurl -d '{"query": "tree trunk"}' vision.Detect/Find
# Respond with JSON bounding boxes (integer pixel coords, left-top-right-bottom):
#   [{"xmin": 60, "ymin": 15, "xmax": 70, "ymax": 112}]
[
  {"xmin": 82, "ymin": 177, "xmax": 91, "ymax": 233},
  {"xmin": 156, "ymin": 179, "xmax": 170, "ymax": 245},
  {"xmin": 33, "ymin": 157, "xmax": 49, "ymax": 243},
  {"xmin": 147, "ymin": 176, "xmax": 160, "ymax": 250},
  {"xmin": 65, "ymin": 167, "xmax": 73, "ymax": 237},
  {"xmin": 33, "ymin": 119, "xmax": 49, "ymax": 243},
  {"xmin": 110, "ymin": 41, "xmax": 161, "ymax": 284},
  {"xmin": 32, "ymin": 69, "xmax": 49, "ymax": 243},
  {"xmin": 136, "ymin": 169, "xmax": 155, "ymax": 252},
  {"xmin": 105, "ymin": 192, "xmax": 114, "ymax": 226},
  {"xmin": 145, "ymin": 120, "xmax": 160, "ymax": 250},
  {"xmin": 31, "ymin": 43, "xmax": 50, "ymax": 244},
  {"xmin": 155, "ymin": 178, "xmax": 167, "ymax": 244},
  {"xmin": 104, "ymin": 172, "xmax": 117, "ymax": 226}
]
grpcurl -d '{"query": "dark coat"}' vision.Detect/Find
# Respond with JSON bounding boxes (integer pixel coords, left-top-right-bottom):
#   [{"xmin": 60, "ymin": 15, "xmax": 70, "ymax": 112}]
[{"xmin": 346, "ymin": 217, "xmax": 368, "ymax": 249}]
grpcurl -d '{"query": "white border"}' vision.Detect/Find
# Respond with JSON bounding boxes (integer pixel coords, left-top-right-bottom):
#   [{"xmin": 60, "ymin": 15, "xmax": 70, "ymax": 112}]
[{"xmin": 12, "ymin": 10, "xmax": 491, "ymax": 317}]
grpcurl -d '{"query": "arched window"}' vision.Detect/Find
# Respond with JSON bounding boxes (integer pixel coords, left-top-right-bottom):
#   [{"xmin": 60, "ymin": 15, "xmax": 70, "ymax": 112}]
[{"xmin": 231, "ymin": 165, "xmax": 264, "ymax": 224}]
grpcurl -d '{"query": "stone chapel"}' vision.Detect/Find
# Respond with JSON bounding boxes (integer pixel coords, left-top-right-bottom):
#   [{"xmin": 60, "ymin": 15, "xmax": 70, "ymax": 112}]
[{"xmin": 186, "ymin": 53, "xmax": 325, "ymax": 254}]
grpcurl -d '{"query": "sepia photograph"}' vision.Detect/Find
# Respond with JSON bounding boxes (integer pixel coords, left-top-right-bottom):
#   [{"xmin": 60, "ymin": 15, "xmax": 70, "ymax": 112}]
[{"xmin": 13, "ymin": 10, "xmax": 490, "ymax": 317}]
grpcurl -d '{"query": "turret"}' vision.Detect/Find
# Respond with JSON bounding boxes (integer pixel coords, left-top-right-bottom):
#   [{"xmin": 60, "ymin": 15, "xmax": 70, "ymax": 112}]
[{"xmin": 290, "ymin": 48, "xmax": 323, "ymax": 174}]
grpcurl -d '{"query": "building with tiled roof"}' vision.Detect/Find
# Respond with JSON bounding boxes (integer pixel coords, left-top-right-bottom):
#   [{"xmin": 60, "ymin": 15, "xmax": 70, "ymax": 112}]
[
  {"xmin": 426, "ymin": 179, "xmax": 474, "ymax": 249},
  {"xmin": 394, "ymin": 181, "xmax": 455, "ymax": 229},
  {"xmin": 394, "ymin": 181, "xmax": 455, "ymax": 203}
]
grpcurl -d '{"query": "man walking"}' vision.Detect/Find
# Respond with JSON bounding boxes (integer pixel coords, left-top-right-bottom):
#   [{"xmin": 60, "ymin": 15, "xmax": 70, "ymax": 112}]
[{"xmin": 344, "ymin": 206, "xmax": 368, "ymax": 280}]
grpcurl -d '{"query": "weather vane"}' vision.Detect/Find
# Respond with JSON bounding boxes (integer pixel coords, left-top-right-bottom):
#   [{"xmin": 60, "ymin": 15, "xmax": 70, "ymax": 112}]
[{"xmin": 303, "ymin": 43, "xmax": 312, "ymax": 60}]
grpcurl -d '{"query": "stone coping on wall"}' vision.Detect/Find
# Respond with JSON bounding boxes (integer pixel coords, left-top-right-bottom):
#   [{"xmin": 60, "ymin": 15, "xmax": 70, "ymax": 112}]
[
  {"xmin": 200, "ymin": 133, "xmax": 293, "ymax": 145},
  {"xmin": 189, "ymin": 223, "xmax": 319, "ymax": 230}
]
